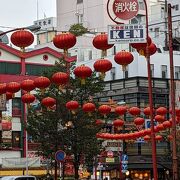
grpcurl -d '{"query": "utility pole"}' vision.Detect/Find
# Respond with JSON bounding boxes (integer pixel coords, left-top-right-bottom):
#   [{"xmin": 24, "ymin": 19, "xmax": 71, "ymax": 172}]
[
  {"xmin": 168, "ymin": 3, "xmax": 179, "ymax": 180},
  {"xmin": 164, "ymin": 0, "xmax": 168, "ymax": 50}
]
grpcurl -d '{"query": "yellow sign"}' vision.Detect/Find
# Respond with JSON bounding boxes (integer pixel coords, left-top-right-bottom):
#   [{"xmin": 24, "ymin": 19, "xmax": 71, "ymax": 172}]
[{"xmin": 106, "ymin": 158, "xmax": 115, "ymax": 163}]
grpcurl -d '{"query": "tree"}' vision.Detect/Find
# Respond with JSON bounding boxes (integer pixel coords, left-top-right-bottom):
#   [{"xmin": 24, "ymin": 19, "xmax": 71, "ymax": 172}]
[
  {"xmin": 69, "ymin": 23, "xmax": 88, "ymax": 36},
  {"xmin": 27, "ymin": 57, "xmax": 104, "ymax": 179}
]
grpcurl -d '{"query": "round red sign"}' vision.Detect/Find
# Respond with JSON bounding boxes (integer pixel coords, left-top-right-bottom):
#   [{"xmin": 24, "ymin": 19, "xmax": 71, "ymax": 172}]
[
  {"xmin": 107, "ymin": 150, "xmax": 114, "ymax": 158},
  {"xmin": 107, "ymin": 0, "xmax": 139, "ymax": 24}
]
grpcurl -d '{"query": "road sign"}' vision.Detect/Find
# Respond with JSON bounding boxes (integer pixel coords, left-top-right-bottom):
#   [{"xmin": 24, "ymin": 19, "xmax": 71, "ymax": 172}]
[
  {"xmin": 121, "ymin": 154, "xmax": 128, "ymax": 162},
  {"xmin": 135, "ymin": 137, "xmax": 145, "ymax": 143},
  {"xmin": 55, "ymin": 150, "xmax": 66, "ymax": 162},
  {"xmin": 107, "ymin": 0, "xmax": 139, "ymax": 24},
  {"xmin": 108, "ymin": 24, "xmax": 146, "ymax": 44}
]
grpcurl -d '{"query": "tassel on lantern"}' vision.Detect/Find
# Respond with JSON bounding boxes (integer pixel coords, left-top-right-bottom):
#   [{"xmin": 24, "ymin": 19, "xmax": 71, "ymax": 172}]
[
  {"xmin": 138, "ymin": 49, "xmax": 145, "ymax": 56},
  {"xmin": 80, "ymin": 78, "xmax": 86, "ymax": 85},
  {"xmin": 101, "ymin": 50, "xmax": 107, "ymax": 58},
  {"xmin": 122, "ymin": 65, "xmax": 127, "ymax": 71},
  {"xmin": 99, "ymin": 72, "xmax": 106, "ymax": 80}
]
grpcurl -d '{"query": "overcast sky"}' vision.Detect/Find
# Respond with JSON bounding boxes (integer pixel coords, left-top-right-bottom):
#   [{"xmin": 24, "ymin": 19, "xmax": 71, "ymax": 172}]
[{"xmin": 0, "ymin": 0, "xmax": 56, "ymax": 31}]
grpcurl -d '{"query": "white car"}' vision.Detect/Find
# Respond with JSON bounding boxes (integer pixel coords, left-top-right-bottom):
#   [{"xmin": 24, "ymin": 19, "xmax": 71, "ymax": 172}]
[{"xmin": 0, "ymin": 176, "xmax": 36, "ymax": 180}]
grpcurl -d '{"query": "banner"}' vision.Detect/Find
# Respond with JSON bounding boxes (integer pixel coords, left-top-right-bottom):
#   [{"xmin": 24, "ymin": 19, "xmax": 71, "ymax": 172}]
[{"xmin": 2, "ymin": 157, "xmax": 40, "ymax": 168}]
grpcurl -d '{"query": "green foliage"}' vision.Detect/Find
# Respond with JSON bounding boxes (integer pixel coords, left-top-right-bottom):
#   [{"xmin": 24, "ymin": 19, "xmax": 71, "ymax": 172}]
[
  {"xmin": 69, "ymin": 23, "xmax": 88, "ymax": 36},
  {"xmin": 27, "ymin": 57, "xmax": 104, "ymax": 179}
]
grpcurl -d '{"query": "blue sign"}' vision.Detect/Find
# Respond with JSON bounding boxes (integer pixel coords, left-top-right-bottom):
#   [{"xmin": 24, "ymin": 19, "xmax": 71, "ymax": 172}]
[
  {"xmin": 145, "ymin": 119, "xmax": 158, "ymax": 129},
  {"xmin": 55, "ymin": 150, "xmax": 66, "ymax": 162},
  {"xmin": 108, "ymin": 24, "xmax": 146, "ymax": 44},
  {"xmin": 122, "ymin": 163, "xmax": 128, "ymax": 170},
  {"xmin": 121, "ymin": 154, "xmax": 128, "ymax": 162}
]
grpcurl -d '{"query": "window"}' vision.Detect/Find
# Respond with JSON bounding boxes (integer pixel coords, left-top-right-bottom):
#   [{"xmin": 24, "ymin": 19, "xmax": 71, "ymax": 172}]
[
  {"xmin": 12, "ymin": 131, "xmax": 21, "ymax": 148},
  {"xmin": 110, "ymin": 67, "xmax": 116, "ymax": 80},
  {"xmin": 12, "ymin": 98, "xmax": 21, "ymax": 116},
  {"xmin": 0, "ymin": 62, "xmax": 21, "ymax": 74},
  {"xmin": 174, "ymin": 4, "xmax": 179, "ymax": 11},
  {"xmin": 175, "ymin": 66, "xmax": 180, "ymax": 79},
  {"xmin": 161, "ymin": 65, "xmax": 167, "ymax": 78},
  {"xmin": 77, "ymin": 0, "xmax": 83, "ymax": 4},
  {"xmin": 150, "ymin": 64, "xmax": 154, "ymax": 77},
  {"xmin": 88, "ymin": 50, "xmax": 92, "ymax": 60},
  {"xmin": 48, "ymin": 19, "xmax": 51, "ymax": 24},
  {"xmin": 112, "ymin": 46, "xmax": 116, "ymax": 55},
  {"xmin": 155, "ymin": 28, "xmax": 160, "ymax": 37}
]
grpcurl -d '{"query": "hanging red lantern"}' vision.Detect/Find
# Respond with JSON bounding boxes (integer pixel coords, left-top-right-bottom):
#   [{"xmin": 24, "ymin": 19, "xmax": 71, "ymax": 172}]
[
  {"xmin": 129, "ymin": 107, "xmax": 141, "ymax": 116},
  {"xmin": 115, "ymin": 106, "xmax": 127, "ymax": 116},
  {"xmin": 93, "ymin": 59, "xmax": 112, "ymax": 79},
  {"xmin": 21, "ymin": 93, "xmax": 35, "ymax": 104},
  {"xmin": 113, "ymin": 119, "xmax": 124, "ymax": 127},
  {"xmin": 155, "ymin": 135, "xmax": 163, "ymax": 141},
  {"xmin": 134, "ymin": 117, "xmax": 145, "ymax": 125},
  {"xmin": 51, "ymin": 72, "xmax": 69, "ymax": 88},
  {"xmin": 74, "ymin": 65, "xmax": 92, "ymax": 84},
  {"xmin": 41, "ymin": 97, "xmax": 56, "ymax": 108},
  {"xmin": 53, "ymin": 32, "xmax": 76, "ymax": 53},
  {"xmin": 11, "ymin": 30, "xmax": 34, "ymax": 49},
  {"xmin": 162, "ymin": 120, "xmax": 172, "ymax": 128},
  {"xmin": 92, "ymin": 33, "xmax": 114, "ymax": 57},
  {"xmin": 98, "ymin": 105, "xmax": 111, "ymax": 117},
  {"xmin": 114, "ymin": 51, "xmax": 134, "ymax": 71},
  {"xmin": 144, "ymin": 135, "xmax": 151, "ymax": 141},
  {"xmin": 156, "ymin": 107, "xmax": 167, "ymax": 115},
  {"xmin": 156, "ymin": 124, "xmax": 165, "ymax": 131},
  {"xmin": 0, "ymin": 83, "xmax": 6, "ymax": 94},
  {"xmin": 155, "ymin": 115, "xmax": 165, "ymax": 123},
  {"xmin": 34, "ymin": 76, "xmax": 51, "ymax": 90},
  {"xmin": 6, "ymin": 82, "xmax": 21, "ymax": 93},
  {"xmin": 130, "ymin": 36, "xmax": 152, "ymax": 49},
  {"xmin": 167, "ymin": 135, "xmax": 173, "ymax": 141},
  {"xmin": 82, "ymin": 102, "xmax": 96, "ymax": 115},
  {"xmin": 66, "ymin": 100, "xmax": 79, "ymax": 114},
  {"xmin": 95, "ymin": 119, "xmax": 105, "ymax": 125},
  {"xmin": 6, "ymin": 92, "xmax": 13, "ymax": 100},
  {"xmin": 138, "ymin": 43, "xmax": 157, "ymax": 57},
  {"xmin": 21, "ymin": 79, "xmax": 35, "ymax": 92}
]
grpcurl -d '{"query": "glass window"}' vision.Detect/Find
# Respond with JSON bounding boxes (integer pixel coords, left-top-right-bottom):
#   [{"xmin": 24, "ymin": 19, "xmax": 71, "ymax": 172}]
[
  {"xmin": 150, "ymin": 64, "xmax": 154, "ymax": 77},
  {"xmin": 77, "ymin": 0, "xmax": 83, "ymax": 4},
  {"xmin": 0, "ymin": 62, "xmax": 21, "ymax": 74},
  {"xmin": 161, "ymin": 65, "xmax": 167, "ymax": 78},
  {"xmin": 12, "ymin": 98, "xmax": 21, "ymax": 116},
  {"xmin": 88, "ymin": 50, "xmax": 92, "ymax": 60},
  {"xmin": 175, "ymin": 66, "xmax": 180, "ymax": 79},
  {"xmin": 110, "ymin": 67, "xmax": 116, "ymax": 80}
]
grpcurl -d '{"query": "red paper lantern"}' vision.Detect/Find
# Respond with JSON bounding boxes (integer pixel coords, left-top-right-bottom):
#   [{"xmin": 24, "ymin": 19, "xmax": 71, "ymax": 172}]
[
  {"xmin": 168, "ymin": 135, "xmax": 173, "ymax": 141},
  {"xmin": 130, "ymin": 36, "xmax": 152, "ymax": 49},
  {"xmin": 114, "ymin": 51, "xmax": 134, "ymax": 71},
  {"xmin": 129, "ymin": 107, "xmax": 141, "ymax": 116},
  {"xmin": 53, "ymin": 32, "xmax": 76, "ymax": 50},
  {"xmin": 113, "ymin": 119, "xmax": 124, "ymax": 127},
  {"xmin": 163, "ymin": 120, "xmax": 172, "ymax": 128},
  {"xmin": 74, "ymin": 65, "xmax": 92, "ymax": 84},
  {"xmin": 21, "ymin": 79, "xmax": 35, "ymax": 92},
  {"xmin": 138, "ymin": 43, "xmax": 157, "ymax": 57},
  {"xmin": 6, "ymin": 82, "xmax": 21, "ymax": 93},
  {"xmin": 0, "ymin": 83, "xmax": 6, "ymax": 94},
  {"xmin": 66, "ymin": 100, "xmax": 79, "ymax": 112},
  {"xmin": 156, "ymin": 124, "xmax": 165, "ymax": 131},
  {"xmin": 156, "ymin": 107, "xmax": 167, "ymax": 115},
  {"xmin": 134, "ymin": 117, "xmax": 145, "ymax": 125},
  {"xmin": 6, "ymin": 92, "xmax": 13, "ymax": 100},
  {"xmin": 93, "ymin": 59, "xmax": 112, "ymax": 78},
  {"xmin": 51, "ymin": 72, "xmax": 69, "ymax": 87},
  {"xmin": 11, "ymin": 30, "xmax": 34, "ymax": 49},
  {"xmin": 115, "ymin": 106, "xmax": 127, "ymax": 116},
  {"xmin": 34, "ymin": 76, "xmax": 51, "ymax": 89},
  {"xmin": 143, "ymin": 107, "xmax": 151, "ymax": 116},
  {"xmin": 21, "ymin": 93, "xmax": 35, "ymax": 104},
  {"xmin": 155, "ymin": 135, "xmax": 163, "ymax": 141},
  {"xmin": 93, "ymin": 33, "xmax": 114, "ymax": 51},
  {"xmin": 41, "ymin": 97, "xmax": 56, "ymax": 108},
  {"xmin": 98, "ymin": 105, "xmax": 111, "ymax": 116},
  {"xmin": 144, "ymin": 135, "xmax": 151, "ymax": 141},
  {"xmin": 82, "ymin": 103, "xmax": 96, "ymax": 113},
  {"xmin": 155, "ymin": 115, "xmax": 165, "ymax": 123},
  {"xmin": 95, "ymin": 119, "xmax": 105, "ymax": 125}
]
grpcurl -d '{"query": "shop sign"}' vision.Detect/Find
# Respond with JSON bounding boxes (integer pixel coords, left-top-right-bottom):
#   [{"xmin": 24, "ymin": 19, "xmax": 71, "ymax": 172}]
[
  {"xmin": 106, "ymin": 157, "xmax": 115, "ymax": 163},
  {"xmin": 108, "ymin": 24, "xmax": 146, "ymax": 44}
]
